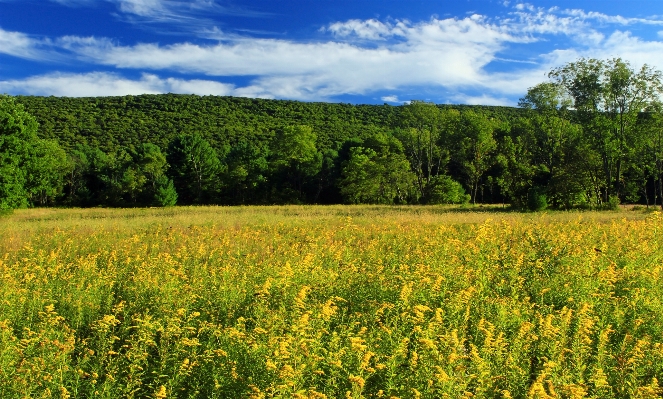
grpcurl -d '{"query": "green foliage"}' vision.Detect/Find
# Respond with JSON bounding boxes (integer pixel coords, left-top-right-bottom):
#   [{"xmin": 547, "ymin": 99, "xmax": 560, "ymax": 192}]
[
  {"xmin": 167, "ymin": 134, "xmax": 224, "ymax": 205},
  {"xmin": 496, "ymin": 131, "xmax": 534, "ymax": 208},
  {"xmin": 225, "ymin": 141, "xmax": 269, "ymax": 204},
  {"xmin": 453, "ymin": 110, "xmax": 498, "ymax": 204},
  {"xmin": 269, "ymin": 125, "xmax": 321, "ymax": 202},
  {"xmin": 427, "ymin": 175, "xmax": 470, "ymax": 204},
  {"xmin": 24, "ymin": 139, "xmax": 71, "ymax": 206},
  {"xmin": 0, "ymin": 95, "xmax": 69, "ymax": 209},
  {"xmin": 3, "ymin": 57, "xmax": 663, "ymax": 208},
  {"xmin": 396, "ymin": 103, "xmax": 458, "ymax": 200},
  {"xmin": 154, "ymin": 175, "xmax": 178, "ymax": 207},
  {"xmin": 549, "ymin": 58, "xmax": 663, "ymax": 201},
  {"xmin": 527, "ymin": 186, "xmax": 548, "ymax": 211},
  {"xmin": 340, "ymin": 146, "xmax": 415, "ymax": 204},
  {"xmin": 602, "ymin": 194, "xmax": 621, "ymax": 210},
  {"xmin": 518, "ymin": 82, "xmax": 571, "ymax": 111}
]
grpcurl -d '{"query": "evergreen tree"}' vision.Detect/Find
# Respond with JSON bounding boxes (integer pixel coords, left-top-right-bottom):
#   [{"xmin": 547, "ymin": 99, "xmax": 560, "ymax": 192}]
[{"xmin": 167, "ymin": 134, "xmax": 224, "ymax": 204}]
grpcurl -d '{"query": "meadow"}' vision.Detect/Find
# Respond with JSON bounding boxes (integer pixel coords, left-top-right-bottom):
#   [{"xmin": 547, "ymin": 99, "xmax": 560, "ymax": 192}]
[{"xmin": 1, "ymin": 206, "xmax": 662, "ymax": 399}]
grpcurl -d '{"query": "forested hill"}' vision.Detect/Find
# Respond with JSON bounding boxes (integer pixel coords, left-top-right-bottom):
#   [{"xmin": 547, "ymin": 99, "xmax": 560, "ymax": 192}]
[
  {"xmin": 4, "ymin": 57, "xmax": 663, "ymax": 211},
  {"xmin": 3, "ymin": 58, "xmax": 662, "ymax": 210},
  {"xmin": 15, "ymin": 94, "xmax": 525, "ymax": 152}
]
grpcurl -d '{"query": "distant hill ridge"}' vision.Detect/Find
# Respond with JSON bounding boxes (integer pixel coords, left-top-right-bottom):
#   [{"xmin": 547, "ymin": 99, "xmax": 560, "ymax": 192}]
[{"xmin": 15, "ymin": 94, "xmax": 526, "ymax": 152}]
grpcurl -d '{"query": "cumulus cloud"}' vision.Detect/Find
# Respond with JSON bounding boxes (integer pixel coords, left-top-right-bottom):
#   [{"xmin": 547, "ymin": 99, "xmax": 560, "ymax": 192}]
[
  {"xmin": 0, "ymin": 72, "xmax": 236, "ymax": 97},
  {"xmin": 54, "ymin": 15, "xmax": 522, "ymax": 101}
]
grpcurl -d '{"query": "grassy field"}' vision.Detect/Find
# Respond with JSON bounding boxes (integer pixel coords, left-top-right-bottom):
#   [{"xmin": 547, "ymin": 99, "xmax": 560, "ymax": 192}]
[{"xmin": 1, "ymin": 206, "xmax": 662, "ymax": 398}]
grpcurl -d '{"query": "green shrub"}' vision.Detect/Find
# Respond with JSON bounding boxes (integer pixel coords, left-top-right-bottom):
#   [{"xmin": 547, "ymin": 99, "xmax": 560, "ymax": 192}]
[
  {"xmin": 154, "ymin": 176, "xmax": 178, "ymax": 207},
  {"xmin": 527, "ymin": 186, "xmax": 548, "ymax": 211},
  {"xmin": 601, "ymin": 194, "xmax": 620, "ymax": 211},
  {"xmin": 427, "ymin": 175, "xmax": 470, "ymax": 204}
]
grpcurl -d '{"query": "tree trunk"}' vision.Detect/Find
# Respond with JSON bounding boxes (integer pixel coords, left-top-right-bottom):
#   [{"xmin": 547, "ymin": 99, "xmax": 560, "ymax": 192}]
[
  {"xmin": 643, "ymin": 183, "xmax": 649, "ymax": 208},
  {"xmin": 615, "ymin": 158, "xmax": 622, "ymax": 200},
  {"xmin": 472, "ymin": 180, "xmax": 479, "ymax": 205},
  {"xmin": 602, "ymin": 155, "xmax": 611, "ymax": 203}
]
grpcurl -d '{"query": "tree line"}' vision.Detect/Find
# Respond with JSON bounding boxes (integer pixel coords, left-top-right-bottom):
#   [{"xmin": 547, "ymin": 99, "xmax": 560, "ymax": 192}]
[{"xmin": 2, "ymin": 57, "xmax": 663, "ymax": 210}]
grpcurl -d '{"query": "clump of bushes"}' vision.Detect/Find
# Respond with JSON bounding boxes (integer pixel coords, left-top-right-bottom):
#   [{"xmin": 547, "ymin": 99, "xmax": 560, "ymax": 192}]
[
  {"xmin": 527, "ymin": 186, "xmax": 548, "ymax": 211},
  {"xmin": 427, "ymin": 175, "xmax": 470, "ymax": 204},
  {"xmin": 601, "ymin": 195, "xmax": 620, "ymax": 211}
]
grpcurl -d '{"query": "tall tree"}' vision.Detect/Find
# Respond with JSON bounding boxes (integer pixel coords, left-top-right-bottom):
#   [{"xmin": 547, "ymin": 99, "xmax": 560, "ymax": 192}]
[
  {"xmin": 339, "ymin": 145, "xmax": 415, "ymax": 204},
  {"xmin": 132, "ymin": 143, "xmax": 178, "ymax": 206},
  {"xmin": 496, "ymin": 122, "xmax": 535, "ymax": 208},
  {"xmin": 397, "ymin": 102, "xmax": 458, "ymax": 200},
  {"xmin": 518, "ymin": 81, "xmax": 599, "ymax": 208},
  {"xmin": 549, "ymin": 58, "xmax": 663, "ymax": 202},
  {"xmin": 63, "ymin": 146, "xmax": 92, "ymax": 206},
  {"xmin": 640, "ymin": 105, "xmax": 663, "ymax": 208},
  {"xmin": 167, "ymin": 134, "xmax": 224, "ymax": 204},
  {"xmin": 269, "ymin": 125, "xmax": 321, "ymax": 202},
  {"xmin": 225, "ymin": 141, "xmax": 269, "ymax": 204},
  {"xmin": 0, "ymin": 95, "xmax": 70, "ymax": 209},
  {"xmin": 518, "ymin": 82, "xmax": 571, "ymax": 112},
  {"xmin": 452, "ymin": 111, "xmax": 498, "ymax": 204},
  {"xmin": 24, "ymin": 139, "xmax": 71, "ymax": 206},
  {"xmin": 0, "ymin": 96, "xmax": 37, "ymax": 209}
]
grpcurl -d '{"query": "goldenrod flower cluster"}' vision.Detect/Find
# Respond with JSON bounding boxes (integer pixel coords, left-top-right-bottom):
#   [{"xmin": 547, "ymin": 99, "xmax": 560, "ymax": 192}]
[{"xmin": 0, "ymin": 206, "xmax": 662, "ymax": 398}]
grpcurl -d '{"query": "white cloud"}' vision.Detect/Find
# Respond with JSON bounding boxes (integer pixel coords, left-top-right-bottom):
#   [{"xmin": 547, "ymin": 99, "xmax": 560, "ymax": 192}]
[
  {"xmin": 451, "ymin": 93, "xmax": 512, "ymax": 106},
  {"xmin": 116, "ymin": 0, "xmax": 165, "ymax": 17},
  {"xmin": 589, "ymin": 31, "xmax": 663, "ymax": 67},
  {"xmin": 0, "ymin": 72, "xmax": 236, "ymax": 97},
  {"xmin": 3, "ymin": 4, "xmax": 663, "ymax": 102},
  {"xmin": 45, "ymin": 0, "xmax": 265, "ymax": 29},
  {"xmin": 561, "ymin": 9, "xmax": 663, "ymax": 26},
  {"xmin": 110, "ymin": 0, "xmax": 268, "ymax": 28},
  {"xmin": 514, "ymin": 3, "xmax": 535, "ymax": 12},
  {"xmin": 381, "ymin": 95, "xmax": 402, "ymax": 103},
  {"xmin": 327, "ymin": 19, "xmax": 408, "ymax": 40},
  {"xmin": 50, "ymin": 0, "xmax": 96, "ymax": 6},
  {"xmin": 0, "ymin": 28, "xmax": 52, "ymax": 60},
  {"xmin": 57, "ymin": 16, "xmax": 521, "ymax": 101}
]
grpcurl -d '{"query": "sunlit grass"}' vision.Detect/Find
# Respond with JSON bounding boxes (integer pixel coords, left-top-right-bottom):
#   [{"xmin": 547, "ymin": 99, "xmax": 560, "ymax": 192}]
[{"xmin": 1, "ymin": 206, "xmax": 661, "ymax": 398}]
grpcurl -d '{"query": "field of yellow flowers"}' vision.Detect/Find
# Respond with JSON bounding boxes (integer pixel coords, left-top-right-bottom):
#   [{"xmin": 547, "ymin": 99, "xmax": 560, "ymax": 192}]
[{"xmin": 1, "ymin": 206, "xmax": 662, "ymax": 399}]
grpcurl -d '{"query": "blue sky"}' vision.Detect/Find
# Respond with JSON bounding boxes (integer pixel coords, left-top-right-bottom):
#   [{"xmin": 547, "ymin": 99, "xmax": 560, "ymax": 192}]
[{"xmin": 1, "ymin": 0, "xmax": 663, "ymax": 105}]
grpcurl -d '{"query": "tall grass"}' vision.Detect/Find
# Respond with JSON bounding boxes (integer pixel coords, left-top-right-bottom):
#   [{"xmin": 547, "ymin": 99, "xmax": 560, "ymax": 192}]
[{"xmin": 1, "ymin": 206, "xmax": 661, "ymax": 398}]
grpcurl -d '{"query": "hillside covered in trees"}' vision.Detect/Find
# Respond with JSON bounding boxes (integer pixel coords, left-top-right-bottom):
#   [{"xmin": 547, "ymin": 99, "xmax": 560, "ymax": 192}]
[{"xmin": 2, "ymin": 58, "xmax": 663, "ymax": 210}]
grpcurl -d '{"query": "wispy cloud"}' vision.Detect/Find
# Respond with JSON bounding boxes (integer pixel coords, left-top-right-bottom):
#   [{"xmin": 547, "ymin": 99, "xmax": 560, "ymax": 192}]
[
  {"xmin": 0, "ymin": 72, "xmax": 236, "ymax": 97},
  {"xmin": 560, "ymin": 8, "xmax": 663, "ymax": 26},
  {"xmin": 0, "ymin": 28, "xmax": 58, "ymax": 60},
  {"xmin": 50, "ymin": 0, "xmax": 96, "ymax": 6},
  {"xmin": 46, "ymin": 0, "xmax": 268, "ymax": 35},
  {"xmin": 116, "ymin": 0, "xmax": 266, "ymax": 19}
]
